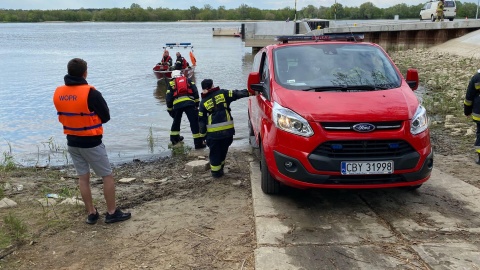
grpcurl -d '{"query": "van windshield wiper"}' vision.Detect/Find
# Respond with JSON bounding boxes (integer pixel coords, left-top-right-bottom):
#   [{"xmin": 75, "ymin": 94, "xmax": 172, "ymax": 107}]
[{"xmin": 302, "ymin": 84, "xmax": 389, "ymax": 92}]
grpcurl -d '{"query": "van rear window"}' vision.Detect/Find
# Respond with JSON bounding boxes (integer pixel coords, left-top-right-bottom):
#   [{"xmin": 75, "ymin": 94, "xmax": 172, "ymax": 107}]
[{"xmin": 444, "ymin": 1, "xmax": 455, "ymax": 7}]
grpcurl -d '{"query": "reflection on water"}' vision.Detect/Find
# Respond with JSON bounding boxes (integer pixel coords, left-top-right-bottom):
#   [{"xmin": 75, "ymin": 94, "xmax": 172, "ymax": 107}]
[
  {"xmin": 154, "ymin": 79, "xmax": 169, "ymax": 101},
  {"xmin": 0, "ymin": 22, "xmax": 253, "ymax": 166}
]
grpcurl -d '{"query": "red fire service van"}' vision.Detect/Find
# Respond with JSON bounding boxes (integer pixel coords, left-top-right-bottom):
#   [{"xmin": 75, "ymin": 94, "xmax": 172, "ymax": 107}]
[{"xmin": 247, "ymin": 34, "xmax": 433, "ymax": 194}]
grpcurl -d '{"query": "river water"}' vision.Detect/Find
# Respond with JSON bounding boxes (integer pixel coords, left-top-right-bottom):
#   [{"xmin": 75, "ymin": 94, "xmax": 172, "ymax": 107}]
[{"xmin": 0, "ymin": 22, "xmax": 253, "ymax": 166}]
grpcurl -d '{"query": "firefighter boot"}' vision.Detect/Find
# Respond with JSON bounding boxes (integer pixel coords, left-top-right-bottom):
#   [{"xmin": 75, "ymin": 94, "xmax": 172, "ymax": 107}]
[
  {"xmin": 211, "ymin": 169, "xmax": 224, "ymax": 178},
  {"xmin": 194, "ymin": 138, "xmax": 206, "ymax": 149},
  {"xmin": 171, "ymin": 136, "xmax": 184, "ymax": 146}
]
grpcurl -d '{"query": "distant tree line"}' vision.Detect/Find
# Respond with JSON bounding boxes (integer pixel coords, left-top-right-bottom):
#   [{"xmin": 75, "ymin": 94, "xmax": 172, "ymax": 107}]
[{"xmin": 0, "ymin": 1, "xmax": 477, "ymax": 22}]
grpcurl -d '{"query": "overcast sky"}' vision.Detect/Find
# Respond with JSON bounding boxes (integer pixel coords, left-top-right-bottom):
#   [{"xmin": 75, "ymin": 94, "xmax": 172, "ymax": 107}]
[{"xmin": 2, "ymin": 0, "xmax": 479, "ymax": 10}]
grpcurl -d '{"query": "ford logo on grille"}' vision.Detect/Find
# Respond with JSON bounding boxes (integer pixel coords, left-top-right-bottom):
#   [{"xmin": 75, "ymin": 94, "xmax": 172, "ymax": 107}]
[{"xmin": 352, "ymin": 123, "xmax": 376, "ymax": 132}]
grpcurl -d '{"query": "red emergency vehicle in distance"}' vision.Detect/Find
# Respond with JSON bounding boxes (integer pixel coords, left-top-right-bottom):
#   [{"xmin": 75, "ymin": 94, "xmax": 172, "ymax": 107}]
[{"xmin": 247, "ymin": 34, "xmax": 433, "ymax": 194}]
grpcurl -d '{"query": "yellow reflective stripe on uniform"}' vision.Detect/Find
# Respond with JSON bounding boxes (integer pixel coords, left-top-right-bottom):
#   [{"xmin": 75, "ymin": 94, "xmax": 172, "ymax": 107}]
[
  {"xmin": 229, "ymin": 90, "xmax": 233, "ymax": 97},
  {"xmin": 207, "ymin": 124, "xmax": 234, "ymax": 132},
  {"xmin": 226, "ymin": 110, "xmax": 231, "ymax": 121},
  {"xmin": 198, "ymin": 111, "xmax": 203, "ymax": 117},
  {"xmin": 211, "ymin": 164, "xmax": 222, "ymax": 172},
  {"xmin": 170, "ymin": 131, "xmax": 180, "ymax": 135},
  {"xmin": 472, "ymin": 113, "xmax": 480, "ymax": 121},
  {"xmin": 207, "ymin": 121, "xmax": 234, "ymax": 129},
  {"xmin": 475, "ymin": 82, "xmax": 480, "ymax": 90},
  {"xmin": 206, "ymin": 121, "xmax": 234, "ymax": 132},
  {"xmin": 195, "ymin": 98, "xmax": 199, "ymax": 102},
  {"xmin": 173, "ymin": 96, "xmax": 193, "ymax": 105},
  {"xmin": 203, "ymin": 99, "xmax": 214, "ymax": 111},
  {"xmin": 192, "ymin": 133, "xmax": 203, "ymax": 139},
  {"xmin": 465, "ymin": 100, "xmax": 473, "ymax": 106}
]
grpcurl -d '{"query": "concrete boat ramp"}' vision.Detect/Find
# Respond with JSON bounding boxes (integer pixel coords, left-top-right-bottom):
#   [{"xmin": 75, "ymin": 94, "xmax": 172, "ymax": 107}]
[{"xmin": 250, "ymin": 163, "xmax": 480, "ymax": 269}]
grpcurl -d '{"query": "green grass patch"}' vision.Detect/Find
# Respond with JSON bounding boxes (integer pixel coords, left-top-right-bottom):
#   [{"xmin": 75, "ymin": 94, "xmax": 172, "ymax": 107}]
[
  {"xmin": 0, "ymin": 212, "xmax": 28, "ymax": 249},
  {"xmin": 1, "ymin": 151, "xmax": 17, "ymax": 172},
  {"xmin": 169, "ymin": 143, "xmax": 192, "ymax": 156},
  {"xmin": 422, "ymin": 90, "xmax": 464, "ymax": 117}
]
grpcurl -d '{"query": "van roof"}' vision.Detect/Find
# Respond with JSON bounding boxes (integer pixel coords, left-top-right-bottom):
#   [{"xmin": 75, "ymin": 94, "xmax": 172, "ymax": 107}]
[{"xmin": 275, "ymin": 34, "xmax": 365, "ymax": 44}]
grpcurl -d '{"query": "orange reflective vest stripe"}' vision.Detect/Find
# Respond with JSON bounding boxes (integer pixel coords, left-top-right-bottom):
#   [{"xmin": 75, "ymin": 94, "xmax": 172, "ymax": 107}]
[{"xmin": 53, "ymin": 84, "xmax": 103, "ymax": 136}]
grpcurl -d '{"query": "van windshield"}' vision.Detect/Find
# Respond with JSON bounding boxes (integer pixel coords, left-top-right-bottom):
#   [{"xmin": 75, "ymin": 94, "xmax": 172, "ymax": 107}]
[{"xmin": 273, "ymin": 44, "xmax": 401, "ymax": 91}]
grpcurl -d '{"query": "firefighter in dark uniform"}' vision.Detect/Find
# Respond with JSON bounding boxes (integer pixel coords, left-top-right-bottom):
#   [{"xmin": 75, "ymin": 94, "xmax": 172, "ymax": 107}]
[
  {"xmin": 166, "ymin": 70, "xmax": 205, "ymax": 149},
  {"xmin": 174, "ymin": 52, "xmax": 190, "ymax": 70},
  {"xmin": 198, "ymin": 79, "xmax": 250, "ymax": 178},
  {"xmin": 464, "ymin": 69, "xmax": 480, "ymax": 164}
]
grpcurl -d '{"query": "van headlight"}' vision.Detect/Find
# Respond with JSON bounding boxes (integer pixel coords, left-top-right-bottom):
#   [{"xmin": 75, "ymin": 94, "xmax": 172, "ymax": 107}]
[
  {"xmin": 410, "ymin": 105, "xmax": 428, "ymax": 135},
  {"xmin": 272, "ymin": 102, "xmax": 313, "ymax": 137}
]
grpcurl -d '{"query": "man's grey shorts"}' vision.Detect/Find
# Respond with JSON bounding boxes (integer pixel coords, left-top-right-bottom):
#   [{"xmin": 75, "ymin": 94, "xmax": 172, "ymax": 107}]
[{"xmin": 68, "ymin": 143, "xmax": 112, "ymax": 177}]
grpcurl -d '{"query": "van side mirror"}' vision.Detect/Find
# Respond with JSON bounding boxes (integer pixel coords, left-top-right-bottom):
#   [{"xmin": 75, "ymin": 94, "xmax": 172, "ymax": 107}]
[
  {"xmin": 406, "ymin": 68, "xmax": 419, "ymax": 91},
  {"xmin": 251, "ymin": 84, "xmax": 264, "ymax": 93},
  {"xmin": 248, "ymin": 72, "xmax": 262, "ymax": 94}
]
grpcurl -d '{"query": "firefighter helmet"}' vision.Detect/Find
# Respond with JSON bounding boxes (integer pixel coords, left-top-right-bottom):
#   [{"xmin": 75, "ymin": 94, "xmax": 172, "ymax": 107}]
[{"xmin": 171, "ymin": 70, "xmax": 182, "ymax": 78}]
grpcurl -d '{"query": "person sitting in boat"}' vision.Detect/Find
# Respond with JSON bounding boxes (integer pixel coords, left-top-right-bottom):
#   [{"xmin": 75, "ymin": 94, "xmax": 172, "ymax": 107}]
[
  {"xmin": 174, "ymin": 52, "xmax": 190, "ymax": 70},
  {"xmin": 159, "ymin": 50, "xmax": 173, "ymax": 70}
]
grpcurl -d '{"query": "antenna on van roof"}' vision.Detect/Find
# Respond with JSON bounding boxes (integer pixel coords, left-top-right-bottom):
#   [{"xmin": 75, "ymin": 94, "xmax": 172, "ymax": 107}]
[{"xmin": 275, "ymin": 34, "xmax": 364, "ymax": 43}]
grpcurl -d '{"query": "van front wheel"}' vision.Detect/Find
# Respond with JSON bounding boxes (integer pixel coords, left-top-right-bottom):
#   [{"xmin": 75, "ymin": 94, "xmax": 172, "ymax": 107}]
[{"xmin": 260, "ymin": 144, "xmax": 280, "ymax": 194}]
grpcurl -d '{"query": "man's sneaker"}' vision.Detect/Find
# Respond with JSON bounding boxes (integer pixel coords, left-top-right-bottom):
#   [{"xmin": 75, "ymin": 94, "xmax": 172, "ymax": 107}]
[
  {"xmin": 86, "ymin": 208, "xmax": 99, "ymax": 225},
  {"xmin": 105, "ymin": 208, "xmax": 131, "ymax": 224}
]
